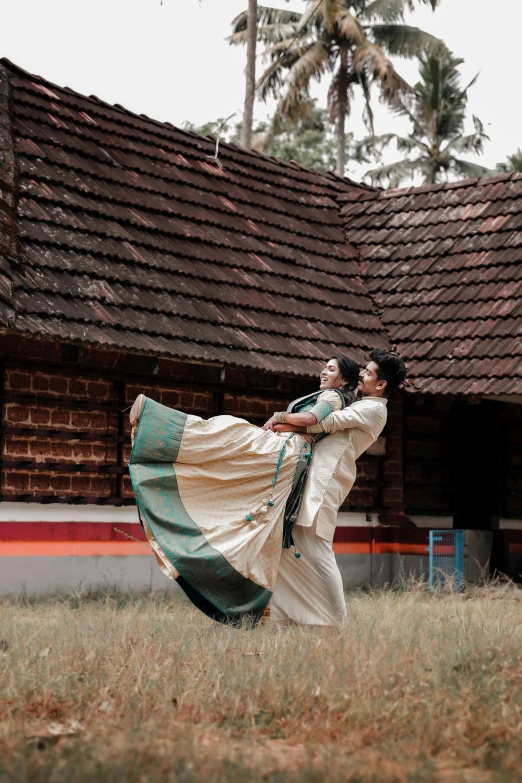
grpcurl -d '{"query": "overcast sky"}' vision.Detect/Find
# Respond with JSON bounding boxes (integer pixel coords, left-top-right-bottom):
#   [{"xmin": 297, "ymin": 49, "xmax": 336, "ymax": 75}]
[{"xmin": 2, "ymin": 0, "xmax": 520, "ymax": 180}]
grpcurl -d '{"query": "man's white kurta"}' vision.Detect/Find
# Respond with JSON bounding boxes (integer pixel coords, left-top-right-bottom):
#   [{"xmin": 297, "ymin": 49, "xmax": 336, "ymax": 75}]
[
  {"xmin": 297, "ymin": 397, "xmax": 388, "ymax": 542},
  {"xmin": 271, "ymin": 396, "xmax": 388, "ymax": 625}
]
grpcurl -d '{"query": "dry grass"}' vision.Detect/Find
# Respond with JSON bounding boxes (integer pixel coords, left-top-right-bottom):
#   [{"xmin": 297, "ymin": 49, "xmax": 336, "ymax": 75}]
[{"xmin": 1, "ymin": 583, "xmax": 522, "ymax": 782}]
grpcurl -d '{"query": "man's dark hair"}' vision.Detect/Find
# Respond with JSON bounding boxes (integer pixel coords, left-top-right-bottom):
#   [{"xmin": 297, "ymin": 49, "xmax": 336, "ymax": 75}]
[{"xmin": 369, "ymin": 349, "xmax": 406, "ymax": 396}]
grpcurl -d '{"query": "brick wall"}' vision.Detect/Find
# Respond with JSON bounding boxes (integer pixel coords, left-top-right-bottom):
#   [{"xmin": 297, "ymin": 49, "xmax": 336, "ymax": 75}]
[
  {"xmin": 2, "ymin": 363, "xmax": 121, "ymax": 501},
  {"xmin": 0, "ymin": 334, "xmax": 405, "ymax": 514},
  {"xmin": 0, "ymin": 335, "xmax": 319, "ymax": 505},
  {"xmin": 341, "ymin": 393, "xmax": 405, "ymax": 516}
]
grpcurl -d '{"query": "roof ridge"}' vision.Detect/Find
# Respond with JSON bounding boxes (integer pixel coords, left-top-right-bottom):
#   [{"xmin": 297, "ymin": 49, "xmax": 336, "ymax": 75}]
[{"xmin": 377, "ymin": 171, "xmax": 522, "ymax": 200}]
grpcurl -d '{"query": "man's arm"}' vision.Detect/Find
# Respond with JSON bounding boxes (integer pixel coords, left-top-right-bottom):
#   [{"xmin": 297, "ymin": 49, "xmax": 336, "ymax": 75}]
[{"xmin": 307, "ymin": 400, "xmax": 387, "ymax": 436}]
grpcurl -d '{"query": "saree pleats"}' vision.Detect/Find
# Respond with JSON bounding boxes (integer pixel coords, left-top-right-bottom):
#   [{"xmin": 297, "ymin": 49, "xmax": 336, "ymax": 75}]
[{"xmin": 129, "ymin": 398, "xmax": 305, "ymax": 625}]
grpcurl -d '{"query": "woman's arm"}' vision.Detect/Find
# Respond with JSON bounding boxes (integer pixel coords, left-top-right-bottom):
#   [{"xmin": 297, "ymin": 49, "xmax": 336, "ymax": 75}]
[
  {"xmin": 271, "ymin": 423, "xmax": 313, "ymax": 444},
  {"xmin": 275, "ymin": 411, "xmax": 318, "ymax": 426},
  {"xmin": 263, "ymin": 390, "xmax": 344, "ymax": 431},
  {"xmin": 272, "ymin": 423, "xmax": 308, "ymax": 433},
  {"xmin": 262, "ymin": 413, "xmax": 315, "ymax": 431},
  {"xmin": 259, "ymin": 420, "xmax": 311, "ymax": 442}
]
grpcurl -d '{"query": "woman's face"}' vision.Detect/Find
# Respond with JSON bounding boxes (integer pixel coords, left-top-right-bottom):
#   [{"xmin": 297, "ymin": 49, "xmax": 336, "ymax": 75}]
[{"xmin": 319, "ymin": 359, "xmax": 343, "ymax": 390}]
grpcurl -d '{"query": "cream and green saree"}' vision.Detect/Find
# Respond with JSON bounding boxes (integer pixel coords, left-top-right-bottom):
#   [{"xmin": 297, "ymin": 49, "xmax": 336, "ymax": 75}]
[{"xmin": 129, "ymin": 388, "xmax": 344, "ymax": 626}]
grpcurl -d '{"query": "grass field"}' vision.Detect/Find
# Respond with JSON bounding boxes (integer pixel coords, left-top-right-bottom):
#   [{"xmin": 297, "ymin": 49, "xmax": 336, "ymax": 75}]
[{"xmin": 1, "ymin": 584, "xmax": 522, "ymax": 783}]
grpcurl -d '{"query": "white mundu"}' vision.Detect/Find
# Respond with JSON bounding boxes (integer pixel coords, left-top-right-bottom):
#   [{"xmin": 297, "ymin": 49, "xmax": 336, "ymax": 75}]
[{"xmin": 270, "ymin": 397, "xmax": 388, "ymax": 626}]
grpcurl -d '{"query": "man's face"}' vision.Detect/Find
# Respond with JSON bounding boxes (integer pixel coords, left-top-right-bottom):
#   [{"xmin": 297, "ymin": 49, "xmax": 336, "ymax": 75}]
[{"xmin": 358, "ymin": 361, "xmax": 387, "ymax": 397}]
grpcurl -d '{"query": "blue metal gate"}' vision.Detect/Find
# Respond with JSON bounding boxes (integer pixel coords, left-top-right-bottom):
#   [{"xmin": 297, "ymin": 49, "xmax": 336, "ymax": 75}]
[{"xmin": 428, "ymin": 530, "xmax": 465, "ymax": 591}]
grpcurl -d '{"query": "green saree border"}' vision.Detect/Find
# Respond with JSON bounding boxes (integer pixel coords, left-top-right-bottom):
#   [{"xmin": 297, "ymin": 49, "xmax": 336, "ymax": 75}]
[{"xmin": 129, "ymin": 398, "xmax": 271, "ymax": 623}]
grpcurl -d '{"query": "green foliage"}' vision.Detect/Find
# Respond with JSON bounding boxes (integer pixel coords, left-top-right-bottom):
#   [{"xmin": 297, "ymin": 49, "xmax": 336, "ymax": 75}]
[
  {"xmin": 357, "ymin": 54, "xmax": 493, "ymax": 186},
  {"xmin": 184, "ymin": 103, "xmax": 342, "ymax": 172},
  {"xmin": 267, "ymin": 105, "xmax": 339, "ymax": 170},
  {"xmin": 497, "ymin": 149, "xmax": 522, "ymax": 173},
  {"xmin": 229, "ymin": 1, "xmax": 448, "ymax": 174}
]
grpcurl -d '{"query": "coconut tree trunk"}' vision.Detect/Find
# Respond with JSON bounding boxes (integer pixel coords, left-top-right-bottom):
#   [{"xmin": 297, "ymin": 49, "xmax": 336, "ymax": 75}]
[
  {"xmin": 241, "ymin": 0, "xmax": 257, "ymax": 149},
  {"xmin": 427, "ymin": 146, "xmax": 438, "ymax": 184},
  {"xmin": 336, "ymin": 46, "xmax": 348, "ymax": 177}
]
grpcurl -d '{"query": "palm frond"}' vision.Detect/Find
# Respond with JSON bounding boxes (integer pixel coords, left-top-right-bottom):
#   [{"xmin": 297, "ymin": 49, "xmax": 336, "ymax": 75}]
[
  {"xmin": 461, "ymin": 71, "xmax": 480, "ymax": 95},
  {"xmin": 361, "ymin": 0, "xmax": 412, "ymax": 23},
  {"xmin": 285, "ymin": 40, "xmax": 332, "ymax": 90},
  {"xmin": 255, "ymin": 38, "xmax": 314, "ymax": 101},
  {"xmin": 442, "ymin": 116, "xmax": 489, "ymax": 156},
  {"xmin": 337, "ymin": 8, "xmax": 365, "ymax": 45},
  {"xmin": 362, "ymin": 0, "xmax": 442, "ymax": 23},
  {"xmin": 393, "ymin": 95, "xmax": 432, "ymax": 140},
  {"xmin": 365, "ymin": 156, "xmax": 431, "ymax": 187},
  {"xmin": 359, "ymin": 69, "xmax": 374, "ymax": 133},
  {"xmin": 396, "ymin": 134, "xmax": 429, "ymax": 154},
  {"xmin": 230, "ymin": 6, "xmax": 301, "ymax": 39},
  {"xmin": 297, "ymin": 0, "xmax": 331, "ymax": 34},
  {"xmin": 369, "ymin": 25, "xmax": 449, "ymax": 58},
  {"xmin": 496, "ymin": 149, "xmax": 522, "ymax": 173},
  {"xmin": 442, "ymin": 133, "xmax": 486, "ymax": 156},
  {"xmin": 353, "ymin": 41, "xmax": 412, "ymax": 106},
  {"xmin": 450, "ymin": 159, "xmax": 495, "ymax": 179},
  {"xmin": 264, "ymin": 40, "xmax": 331, "ymax": 127},
  {"xmin": 229, "ymin": 22, "xmax": 298, "ymax": 47},
  {"xmin": 264, "ymin": 87, "xmax": 314, "ymax": 145},
  {"xmin": 355, "ymin": 132, "xmax": 400, "ymax": 160},
  {"xmin": 261, "ymin": 36, "xmax": 311, "ymax": 63}
]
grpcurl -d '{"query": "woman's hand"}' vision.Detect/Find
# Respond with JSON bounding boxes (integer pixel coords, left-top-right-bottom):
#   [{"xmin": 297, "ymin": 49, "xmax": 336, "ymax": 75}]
[
  {"xmin": 263, "ymin": 411, "xmax": 317, "ymax": 430},
  {"xmin": 263, "ymin": 422, "xmax": 313, "ymax": 444}
]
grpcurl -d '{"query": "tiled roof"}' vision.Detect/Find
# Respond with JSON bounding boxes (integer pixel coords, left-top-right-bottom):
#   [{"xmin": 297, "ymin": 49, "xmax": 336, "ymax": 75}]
[
  {"xmin": 339, "ymin": 175, "xmax": 522, "ymax": 395},
  {"xmin": 2, "ymin": 60, "xmax": 520, "ymax": 395},
  {"xmin": 0, "ymin": 59, "xmax": 386, "ymax": 379}
]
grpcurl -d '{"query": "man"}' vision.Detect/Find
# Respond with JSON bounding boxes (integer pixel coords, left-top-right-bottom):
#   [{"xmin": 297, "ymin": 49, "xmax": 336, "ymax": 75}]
[{"xmin": 270, "ymin": 349, "xmax": 406, "ymax": 626}]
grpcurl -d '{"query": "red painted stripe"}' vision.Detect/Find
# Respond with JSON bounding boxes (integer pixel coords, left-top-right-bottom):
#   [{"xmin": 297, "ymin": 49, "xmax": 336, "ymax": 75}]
[
  {"xmin": 0, "ymin": 523, "xmax": 440, "ymax": 556},
  {"xmin": 0, "ymin": 541, "xmax": 436, "ymax": 557},
  {"xmin": 0, "ymin": 522, "xmax": 146, "ymax": 542},
  {"xmin": 333, "ymin": 542, "xmax": 430, "ymax": 556},
  {"xmin": 333, "ymin": 543, "xmax": 371, "ymax": 554},
  {"xmin": 504, "ymin": 532, "xmax": 522, "ymax": 543},
  {"xmin": 334, "ymin": 527, "xmax": 430, "ymax": 544}
]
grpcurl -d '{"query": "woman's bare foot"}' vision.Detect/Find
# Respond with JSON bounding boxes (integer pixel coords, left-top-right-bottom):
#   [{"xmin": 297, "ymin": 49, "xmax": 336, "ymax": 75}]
[
  {"xmin": 130, "ymin": 394, "xmax": 146, "ymax": 445},
  {"xmin": 260, "ymin": 604, "xmax": 271, "ymax": 626}
]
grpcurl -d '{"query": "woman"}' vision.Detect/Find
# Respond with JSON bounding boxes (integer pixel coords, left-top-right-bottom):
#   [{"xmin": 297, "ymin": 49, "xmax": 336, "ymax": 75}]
[{"xmin": 128, "ymin": 355, "xmax": 359, "ymax": 626}]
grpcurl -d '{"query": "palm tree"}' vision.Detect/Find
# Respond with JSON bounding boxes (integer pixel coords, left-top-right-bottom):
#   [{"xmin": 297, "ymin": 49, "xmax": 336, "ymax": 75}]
[
  {"xmin": 241, "ymin": 0, "xmax": 258, "ymax": 148},
  {"xmin": 357, "ymin": 54, "xmax": 492, "ymax": 186},
  {"xmin": 229, "ymin": 0, "xmax": 447, "ymax": 176},
  {"xmin": 497, "ymin": 149, "xmax": 522, "ymax": 173}
]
